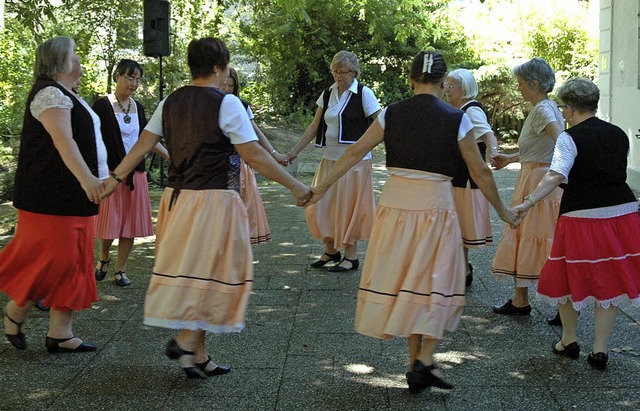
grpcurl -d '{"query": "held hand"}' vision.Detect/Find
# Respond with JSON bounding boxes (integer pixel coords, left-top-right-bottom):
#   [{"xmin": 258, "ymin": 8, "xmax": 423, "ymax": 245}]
[
  {"xmin": 272, "ymin": 151, "xmax": 290, "ymax": 166},
  {"xmin": 513, "ymin": 202, "xmax": 533, "ymax": 222},
  {"xmin": 306, "ymin": 186, "xmax": 328, "ymax": 207},
  {"xmin": 285, "ymin": 152, "xmax": 297, "ymax": 165},
  {"xmin": 498, "ymin": 206, "xmax": 520, "ymax": 228},
  {"xmin": 100, "ymin": 177, "xmax": 119, "ymax": 199},
  {"xmin": 291, "ymin": 183, "xmax": 311, "ymax": 207},
  {"xmin": 81, "ymin": 176, "xmax": 103, "ymax": 204},
  {"xmin": 491, "ymin": 153, "xmax": 510, "ymax": 170}
]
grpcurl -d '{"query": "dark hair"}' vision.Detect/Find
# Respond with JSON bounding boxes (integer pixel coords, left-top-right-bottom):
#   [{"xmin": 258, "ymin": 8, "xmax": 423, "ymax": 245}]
[
  {"xmin": 187, "ymin": 37, "xmax": 230, "ymax": 80},
  {"xmin": 557, "ymin": 77, "xmax": 599, "ymax": 113},
  {"xmin": 227, "ymin": 67, "xmax": 240, "ymax": 96},
  {"xmin": 409, "ymin": 50, "xmax": 447, "ymax": 85},
  {"xmin": 112, "ymin": 59, "xmax": 143, "ymax": 82}
]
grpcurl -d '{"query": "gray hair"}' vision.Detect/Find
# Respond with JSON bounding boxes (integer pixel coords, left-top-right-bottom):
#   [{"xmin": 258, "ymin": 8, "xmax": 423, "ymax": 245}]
[
  {"xmin": 557, "ymin": 77, "xmax": 599, "ymax": 113},
  {"xmin": 34, "ymin": 36, "xmax": 76, "ymax": 81},
  {"xmin": 513, "ymin": 57, "xmax": 555, "ymax": 93},
  {"xmin": 330, "ymin": 50, "xmax": 360, "ymax": 78},
  {"xmin": 447, "ymin": 69, "xmax": 478, "ymax": 99}
]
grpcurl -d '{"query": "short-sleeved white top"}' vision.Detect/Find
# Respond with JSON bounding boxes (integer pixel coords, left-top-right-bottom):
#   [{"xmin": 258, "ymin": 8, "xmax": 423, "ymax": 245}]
[
  {"xmin": 145, "ymin": 89, "xmax": 258, "ymax": 145},
  {"xmin": 316, "ymin": 79, "xmax": 381, "ymax": 161},
  {"xmin": 517, "ymin": 98, "xmax": 563, "ymax": 163}
]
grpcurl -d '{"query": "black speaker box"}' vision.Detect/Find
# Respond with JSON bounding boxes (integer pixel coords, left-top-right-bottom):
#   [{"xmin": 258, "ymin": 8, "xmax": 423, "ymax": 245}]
[{"xmin": 143, "ymin": 0, "xmax": 171, "ymax": 57}]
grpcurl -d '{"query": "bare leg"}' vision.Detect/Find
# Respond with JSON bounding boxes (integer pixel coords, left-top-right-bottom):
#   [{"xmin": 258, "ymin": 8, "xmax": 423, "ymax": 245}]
[
  {"xmin": 407, "ymin": 334, "xmax": 422, "ymax": 368},
  {"xmin": 115, "ymin": 237, "xmax": 134, "ymax": 272},
  {"xmin": 344, "ymin": 243, "xmax": 358, "ymax": 260},
  {"xmin": 48, "ymin": 309, "xmax": 90, "ymax": 349},
  {"xmin": 593, "ymin": 304, "xmax": 617, "ymax": 353},
  {"xmin": 512, "ymin": 286, "xmax": 529, "ymax": 307},
  {"xmin": 175, "ymin": 329, "xmax": 205, "ymax": 368},
  {"xmin": 4, "ymin": 299, "xmax": 31, "ymax": 331},
  {"xmin": 332, "ymin": 242, "xmax": 359, "ymax": 270},
  {"xmin": 97, "ymin": 239, "xmax": 114, "ymax": 265},
  {"xmin": 557, "ymin": 302, "xmax": 579, "ymax": 347},
  {"xmin": 415, "ymin": 337, "xmax": 439, "ymax": 366}
]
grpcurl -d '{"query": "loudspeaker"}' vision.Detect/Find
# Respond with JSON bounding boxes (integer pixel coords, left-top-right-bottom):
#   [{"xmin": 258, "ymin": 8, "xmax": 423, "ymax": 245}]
[{"xmin": 143, "ymin": 0, "xmax": 171, "ymax": 57}]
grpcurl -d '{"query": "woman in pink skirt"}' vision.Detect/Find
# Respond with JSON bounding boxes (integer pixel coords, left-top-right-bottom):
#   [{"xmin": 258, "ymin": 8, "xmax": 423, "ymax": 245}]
[
  {"xmin": 514, "ymin": 77, "xmax": 640, "ymax": 370},
  {"xmin": 221, "ymin": 67, "xmax": 289, "ymax": 244},
  {"xmin": 92, "ymin": 59, "xmax": 168, "ymax": 286},
  {"xmin": 308, "ymin": 51, "xmax": 517, "ymax": 392},
  {"xmin": 287, "ymin": 51, "xmax": 381, "ymax": 272},
  {"xmin": 445, "ymin": 69, "xmax": 500, "ymax": 286}
]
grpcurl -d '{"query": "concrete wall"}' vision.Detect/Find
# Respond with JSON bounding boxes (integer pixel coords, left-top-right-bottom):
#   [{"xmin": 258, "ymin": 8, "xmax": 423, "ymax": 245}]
[{"xmin": 601, "ymin": 0, "xmax": 640, "ymax": 191}]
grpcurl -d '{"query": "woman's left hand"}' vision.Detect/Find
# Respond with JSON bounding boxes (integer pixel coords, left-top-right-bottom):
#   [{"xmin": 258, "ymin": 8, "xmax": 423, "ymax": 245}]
[
  {"xmin": 306, "ymin": 186, "xmax": 328, "ymax": 207},
  {"xmin": 272, "ymin": 151, "xmax": 289, "ymax": 166},
  {"xmin": 81, "ymin": 175, "xmax": 103, "ymax": 204},
  {"xmin": 100, "ymin": 177, "xmax": 119, "ymax": 199}
]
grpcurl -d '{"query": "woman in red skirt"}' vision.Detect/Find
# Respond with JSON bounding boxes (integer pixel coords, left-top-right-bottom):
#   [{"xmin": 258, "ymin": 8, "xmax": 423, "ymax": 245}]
[
  {"xmin": 1, "ymin": 36, "xmax": 107, "ymax": 353},
  {"xmin": 514, "ymin": 77, "xmax": 640, "ymax": 370}
]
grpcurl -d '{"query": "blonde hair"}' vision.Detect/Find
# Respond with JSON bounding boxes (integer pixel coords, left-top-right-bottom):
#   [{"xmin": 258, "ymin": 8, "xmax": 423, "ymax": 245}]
[{"xmin": 34, "ymin": 36, "xmax": 76, "ymax": 80}]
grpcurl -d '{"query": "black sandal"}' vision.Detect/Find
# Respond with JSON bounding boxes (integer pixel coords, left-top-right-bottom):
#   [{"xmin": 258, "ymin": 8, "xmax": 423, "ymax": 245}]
[
  {"xmin": 310, "ymin": 251, "xmax": 341, "ymax": 268},
  {"xmin": 4, "ymin": 311, "xmax": 27, "ymax": 350},
  {"xmin": 196, "ymin": 355, "xmax": 231, "ymax": 376},
  {"xmin": 114, "ymin": 271, "xmax": 131, "ymax": 287},
  {"xmin": 95, "ymin": 259, "xmax": 110, "ymax": 281},
  {"xmin": 165, "ymin": 338, "xmax": 207, "ymax": 379},
  {"xmin": 328, "ymin": 257, "xmax": 359, "ymax": 272}
]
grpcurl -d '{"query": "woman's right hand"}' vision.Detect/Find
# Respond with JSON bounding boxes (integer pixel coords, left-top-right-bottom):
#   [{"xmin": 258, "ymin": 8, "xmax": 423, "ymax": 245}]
[
  {"xmin": 100, "ymin": 177, "xmax": 119, "ymax": 199},
  {"xmin": 491, "ymin": 153, "xmax": 512, "ymax": 170},
  {"xmin": 498, "ymin": 207, "xmax": 521, "ymax": 228},
  {"xmin": 81, "ymin": 175, "xmax": 103, "ymax": 204},
  {"xmin": 285, "ymin": 151, "xmax": 297, "ymax": 164}
]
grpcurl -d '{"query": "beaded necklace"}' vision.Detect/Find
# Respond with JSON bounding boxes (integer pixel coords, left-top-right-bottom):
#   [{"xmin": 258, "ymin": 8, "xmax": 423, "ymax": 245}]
[{"xmin": 115, "ymin": 95, "xmax": 132, "ymax": 124}]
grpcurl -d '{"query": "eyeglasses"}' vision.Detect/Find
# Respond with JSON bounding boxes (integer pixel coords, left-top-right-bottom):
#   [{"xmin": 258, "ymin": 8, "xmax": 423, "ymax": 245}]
[
  {"xmin": 332, "ymin": 69, "xmax": 353, "ymax": 77},
  {"xmin": 557, "ymin": 104, "xmax": 569, "ymax": 110},
  {"xmin": 125, "ymin": 76, "xmax": 142, "ymax": 85},
  {"xmin": 443, "ymin": 83, "xmax": 460, "ymax": 90}
]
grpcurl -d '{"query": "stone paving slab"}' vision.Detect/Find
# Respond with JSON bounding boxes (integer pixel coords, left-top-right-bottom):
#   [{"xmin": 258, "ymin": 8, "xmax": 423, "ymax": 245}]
[{"xmin": 1, "ymin": 164, "xmax": 640, "ymax": 410}]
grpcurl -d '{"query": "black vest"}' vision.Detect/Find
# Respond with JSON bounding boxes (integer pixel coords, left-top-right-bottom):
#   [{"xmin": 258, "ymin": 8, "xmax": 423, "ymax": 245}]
[
  {"xmin": 384, "ymin": 94, "xmax": 464, "ymax": 176},
  {"xmin": 162, "ymin": 86, "xmax": 234, "ymax": 196},
  {"xmin": 314, "ymin": 82, "xmax": 372, "ymax": 147},
  {"xmin": 13, "ymin": 80, "xmax": 99, "ymax": 216},
  {"xmin": 451, "ymin": 101, "xmax": 489, "ymax": 188},
  {"xmin": 92, "ymin": 96, "xmax": 147, "ymax": 189},
  {"xmin": 559, "ymin": 117, "xmax": 635, "ymax": 215}
]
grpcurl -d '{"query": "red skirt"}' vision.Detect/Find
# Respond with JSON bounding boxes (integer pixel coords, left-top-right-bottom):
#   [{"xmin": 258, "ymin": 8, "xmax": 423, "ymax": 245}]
[
  {"xmin": 537, "ymin": 212, "xmax": 640, "ymax": 310},
  {"xmin": 0, "ymin": 210, "xmax": 98, "ymax": 311}
]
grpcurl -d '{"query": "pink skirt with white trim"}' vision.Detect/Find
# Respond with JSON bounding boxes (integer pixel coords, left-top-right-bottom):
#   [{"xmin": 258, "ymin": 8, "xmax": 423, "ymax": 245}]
[
  {"xmin": 94, "ymin": 171, "xmax": 154, "ymax": 239},
  {"xmin": 452, "ymin": 183, "xmax": 492, "ymax": 248},
  {"xmin": 305, "ymin": 158, "xmax": 375, "ymax": 249},
  {"xmin": 537, "ymin": 211, "xmax": 640, "ymax": 310}
]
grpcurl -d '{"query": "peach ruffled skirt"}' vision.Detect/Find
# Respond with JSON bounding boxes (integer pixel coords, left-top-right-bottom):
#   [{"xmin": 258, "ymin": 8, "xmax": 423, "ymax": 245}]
[
  {"xmin": 354, "ymin": 175, "xmax": 466, "ymax": 340},
  {"xmin": 452, "ymin": 183, "xmax": 492, "ymax": 247},
  {"xmin": 143, "ymin": 188, "xmax": 253, "ymax": 333},
  {"xmin": 240, "ymin": 159, "xmax": 271, "ymax": 244},
  {"xmin": 492, "ymin": 163, "xmax": 561, "ymax": 287},
  {"xmin": 305, "ymin": 158, "xmax": 375, "ymax": 249}
]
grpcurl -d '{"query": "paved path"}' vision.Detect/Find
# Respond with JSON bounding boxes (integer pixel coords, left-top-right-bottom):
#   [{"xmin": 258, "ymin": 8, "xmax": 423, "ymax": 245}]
[{"xmin": 1, "ymin": 164, "xmax": 639, "ymax": 411}]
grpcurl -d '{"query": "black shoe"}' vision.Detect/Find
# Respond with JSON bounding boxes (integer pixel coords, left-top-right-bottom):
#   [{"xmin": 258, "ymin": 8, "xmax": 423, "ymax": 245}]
[
  {"xmin": 328, "ymin": 258, "xmax": 359, "ymax": 272},
  {"xmin": 552, "ymin": 341, "xmax": 580, "ymax": 359},
  {"xmin": 165, "ymin": 338, "xmax": 208, "ymax": 379},
  {"xmin": 310, "ymin": 251, "xmax": 341, "ymax": 268},
  {"xmin": 114, "ymin": 271, "xmax": 131, "ymax": 287},
  {"xmin": 95, "ymin": 259, "xmax": 110, "ymax": 281},
  {"xmin": 406, "ymin": 360, "xmax": 453, "ymax": 393},
  {"xmin": 587, "ymin": 352, "xmax": 608, "ymax": 370},
  {"xmin": 466, "ymin": 263, "xmax": 473, "ymax": 287},
  {"xmin": 547, "ymin": 311, "xmax": 562, "ymax": 326},
  {"xmin": 45, "ymin": 336, "xmax": 97, "ymax": 353},
  {"xmin": 492, "ymin": 299, "xmax": 531, "ymax": 316},
  {"xmin": 4, "ymin": 312, "xmax": 27, "ymax": 350},
  {"xmin": 196, "ymin": 355, "xmax": 231, "ymax": 376},
  {"xmin": 34, "ymin": 300, "xmax": 50, "ymax": 312}
]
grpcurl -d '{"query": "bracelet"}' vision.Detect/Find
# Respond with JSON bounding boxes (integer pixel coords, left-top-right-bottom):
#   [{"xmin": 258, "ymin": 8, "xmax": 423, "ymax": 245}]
[
  {"xmin": 524, "ymin": 194, "xmax": 536, "ymax": 206},
  {"xmin": 491, "ymin": 146, "xmax": 499, "ymax": 152},
  {"xmin": 271, "ymin": 149, "xmax": 277, "ymax": 155},
  {"xmin": 110, "ymin": 173, "xmax": 122, "ymax": 183}
]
